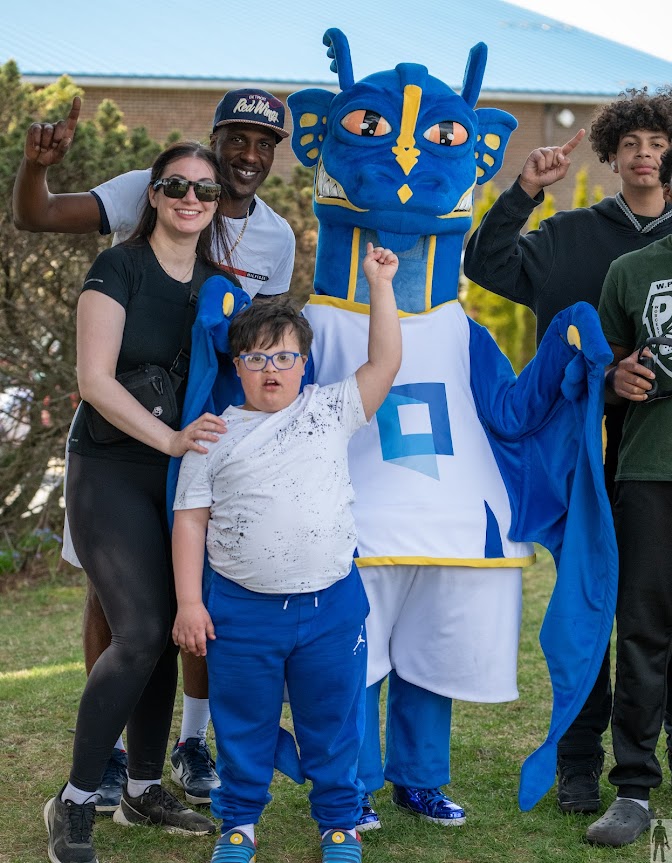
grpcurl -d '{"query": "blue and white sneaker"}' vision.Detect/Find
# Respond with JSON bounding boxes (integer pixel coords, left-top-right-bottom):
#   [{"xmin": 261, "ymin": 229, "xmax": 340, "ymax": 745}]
[
  {"xmin": 320, "ymin": 829, "xmax": 362, "ymax": 862},
  {"xmin": 355, "ymin": 793, "xmax": 381, "ymax": 831},
  {"xmin": 170, "ymin": 738, "xmax": 220, "ymax": 805},
  {"xmin": 392, "ymin": 785, "xmax": 466, "ymax": 825},
  {"xmin": 96, "ymin": 748, "xmax": 128, "ymax": 814},
  {"xmin": 210, "ymin": 828, "xmax": 257, "ymax": 862}
]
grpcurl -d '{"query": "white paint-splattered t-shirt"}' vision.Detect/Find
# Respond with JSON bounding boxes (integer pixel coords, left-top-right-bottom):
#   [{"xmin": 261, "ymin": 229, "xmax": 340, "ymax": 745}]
[{"xmin": 174, "ymin": 375, "xmax": 367, "ymax": 593}]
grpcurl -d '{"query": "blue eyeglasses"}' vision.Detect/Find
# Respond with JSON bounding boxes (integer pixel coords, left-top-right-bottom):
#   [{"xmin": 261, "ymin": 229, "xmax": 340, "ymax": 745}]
[{"xmin": 238, "ymin": 351, "xmax": 303, "ymax": 371}]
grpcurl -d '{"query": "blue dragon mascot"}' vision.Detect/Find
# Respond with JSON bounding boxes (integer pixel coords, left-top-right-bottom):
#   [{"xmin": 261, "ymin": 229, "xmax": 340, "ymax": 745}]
[
  {"xmin": 284, "ymin": 28, "xmax": 617, "ymax": 818},
  {"xmin": 169, "ymin": 28, "xmax": 617, "ymax": 819}
]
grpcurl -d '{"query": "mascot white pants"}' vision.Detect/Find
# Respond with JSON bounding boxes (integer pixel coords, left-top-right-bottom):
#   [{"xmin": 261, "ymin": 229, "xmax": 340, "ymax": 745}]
[{"xmin": 358, "ymin": 564, "xmax": 522, "ymax": 790}]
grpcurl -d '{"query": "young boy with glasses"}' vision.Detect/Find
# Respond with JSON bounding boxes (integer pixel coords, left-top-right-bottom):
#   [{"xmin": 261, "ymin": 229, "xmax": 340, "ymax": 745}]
[{"xmin": 171, "ymin": 243, "xmax": 401, "ymax": 863}]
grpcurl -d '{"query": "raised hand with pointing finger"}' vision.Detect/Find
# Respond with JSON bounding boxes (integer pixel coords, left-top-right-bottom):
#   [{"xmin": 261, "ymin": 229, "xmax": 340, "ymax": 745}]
[
  {"xmin": 24, "ymin": 95, "xmax": 81, "ymax": 168},
  {"xmin": 13, "ymin": 94, "xmax": 104, "ymax": 233},
  {"xmin": 518, "ymin": 128, "xmax": 586, "ymax": 199}
]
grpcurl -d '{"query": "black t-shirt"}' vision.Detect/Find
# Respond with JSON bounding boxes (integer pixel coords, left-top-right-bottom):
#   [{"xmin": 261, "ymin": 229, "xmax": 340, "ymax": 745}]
[{"xmin": 69, "ymin": 240, "xmax": 234, "ymax": 464}]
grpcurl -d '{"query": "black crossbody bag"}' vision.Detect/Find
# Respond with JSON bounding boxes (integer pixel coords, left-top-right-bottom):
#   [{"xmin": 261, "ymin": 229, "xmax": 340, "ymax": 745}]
[{"xmin": 83, "ymin": 261, "xmax": 207, "ymax": 444}]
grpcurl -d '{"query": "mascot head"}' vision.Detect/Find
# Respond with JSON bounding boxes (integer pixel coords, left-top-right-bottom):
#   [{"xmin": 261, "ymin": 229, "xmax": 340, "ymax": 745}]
[{"xmin": 288, "ymin": 28, "xmax": 517, "ymax": 250}]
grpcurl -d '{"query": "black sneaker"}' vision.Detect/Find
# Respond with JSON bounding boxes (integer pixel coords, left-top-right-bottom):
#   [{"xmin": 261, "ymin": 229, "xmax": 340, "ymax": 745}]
[
  {"xmin": 170, "ymin": 737, "xmax": 220, "ymax": 805},
  {"xmin": 44, "ymin": 787, "xmax": 98, "ymax": 863},
  {"xmin": 112, "ymin": 783, "xmax": 216, "ymax": 835},
  {"xmin": 557, "ymin": 753, "xmax": 604, "ymax": 813},
  {"xmin": 95, "ymin": 748, "xmax": 128, "ymax": 814}
]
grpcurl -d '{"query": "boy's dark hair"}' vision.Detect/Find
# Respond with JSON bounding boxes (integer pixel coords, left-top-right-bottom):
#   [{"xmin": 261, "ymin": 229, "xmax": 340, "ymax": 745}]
[
  {"xmin": 229, "ymin": 297, "xmax": 313, "ymax": 357},
  {"xmin": 660, "ymin": 147, "xmax": 672, "ymax": 187},
  {"xmin": 589, "ymin": 86, "xmax": 672, "ymax": 163}
]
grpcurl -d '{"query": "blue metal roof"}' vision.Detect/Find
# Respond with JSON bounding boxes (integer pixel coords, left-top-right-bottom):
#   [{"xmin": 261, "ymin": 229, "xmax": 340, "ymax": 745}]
[{"xmin": 4, "ymin": 0, "xmax": 672, "ymax": 97}]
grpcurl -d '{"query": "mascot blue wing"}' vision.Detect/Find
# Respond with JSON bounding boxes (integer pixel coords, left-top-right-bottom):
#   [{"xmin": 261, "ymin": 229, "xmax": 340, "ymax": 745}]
[
  {"xmin": 166, "ymin": 276, "xmax": 251, "ymax": 528},
  {"xmin": 469, "ymin": 302, "xmax": 618, "ymax": 811}
]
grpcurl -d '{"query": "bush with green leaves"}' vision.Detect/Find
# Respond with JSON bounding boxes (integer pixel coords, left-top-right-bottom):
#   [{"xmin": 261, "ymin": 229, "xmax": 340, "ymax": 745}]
[
  {"xmin": 0, "ymin": 62, "xmax": 162, "ymax": 543},
  {"xmin": 257, "ymin": 165, "xmax": 318, "ymax": 306}
]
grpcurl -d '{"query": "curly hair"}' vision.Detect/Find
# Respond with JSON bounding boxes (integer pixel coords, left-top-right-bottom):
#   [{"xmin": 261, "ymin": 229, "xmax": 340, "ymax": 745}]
[
  {"xmin": 589, "ymin": 86, "xmax": 672, "ymax": 163},
  {"xmin": 660, "ymin": 146, "xmax": 672, "ymax": 187}
]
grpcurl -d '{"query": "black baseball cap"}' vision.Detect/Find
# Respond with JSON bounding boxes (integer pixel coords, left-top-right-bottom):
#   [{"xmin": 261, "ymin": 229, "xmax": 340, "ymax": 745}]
[{"xmin": 212, "ymin": 88, "xmax": 289, "ymax": 140}]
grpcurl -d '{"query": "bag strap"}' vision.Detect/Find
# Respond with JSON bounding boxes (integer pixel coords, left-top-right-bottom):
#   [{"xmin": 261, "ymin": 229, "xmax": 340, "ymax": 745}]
[
  {"xmin": 169, "ymin": 258, "xmax": 209, "ymax": 389},
  {"xmin": 639, "ymin": 335, "xmax": 672, "ymax": 351}
]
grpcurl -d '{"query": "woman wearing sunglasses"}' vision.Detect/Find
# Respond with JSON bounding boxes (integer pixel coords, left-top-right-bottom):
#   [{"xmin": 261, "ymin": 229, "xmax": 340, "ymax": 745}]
[{"xmin": 45, "ymin": 142, "xmax": 237, "ymax": 863}]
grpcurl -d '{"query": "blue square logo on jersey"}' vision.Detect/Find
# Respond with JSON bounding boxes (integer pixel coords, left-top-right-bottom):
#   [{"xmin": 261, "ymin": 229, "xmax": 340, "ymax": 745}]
[{"xmin": 376, "ymin": 383, "xmax": 452, "ymax": 479}]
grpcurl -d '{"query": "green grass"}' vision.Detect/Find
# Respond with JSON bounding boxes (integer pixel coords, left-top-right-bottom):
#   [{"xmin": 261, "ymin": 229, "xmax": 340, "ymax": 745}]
[{"xmin": 1, "ymin": 549, "xmax": 669, "ymax": 862}]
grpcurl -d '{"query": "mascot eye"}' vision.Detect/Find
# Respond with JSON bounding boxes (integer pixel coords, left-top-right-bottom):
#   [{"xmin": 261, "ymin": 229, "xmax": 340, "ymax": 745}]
[
  {"xmin": 423, "ymin": 121, "xmax": 468, "ymax": 146},
  {"xmin": 341, "ymin": 110, "xmax": 392, "ymax": 137}
]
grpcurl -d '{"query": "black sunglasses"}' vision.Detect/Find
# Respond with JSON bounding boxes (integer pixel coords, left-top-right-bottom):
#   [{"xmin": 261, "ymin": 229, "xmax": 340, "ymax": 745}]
[{"xmin": 152, "ymin": 178, "xmax": 221, "ymax": 202}]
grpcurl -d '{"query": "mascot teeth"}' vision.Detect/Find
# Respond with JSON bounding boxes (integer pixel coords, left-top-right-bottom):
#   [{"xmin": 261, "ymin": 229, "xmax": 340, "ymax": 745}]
[
  {"xmin": 453, "ymin": 189, "xmax": 473, "ymax": 213},
  {"xmin": 316, "ymin": 161, "xmax": 347, "ymax": 200}
]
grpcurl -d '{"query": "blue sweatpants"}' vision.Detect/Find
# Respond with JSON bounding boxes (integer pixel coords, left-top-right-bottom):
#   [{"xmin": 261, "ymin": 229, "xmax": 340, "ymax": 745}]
[{"xmin": 206, "ymin": 564, "xmax": 369, "ymax": 833}]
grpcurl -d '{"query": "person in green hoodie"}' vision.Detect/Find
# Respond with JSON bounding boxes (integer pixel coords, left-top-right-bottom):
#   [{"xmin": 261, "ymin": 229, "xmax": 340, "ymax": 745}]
[
  {"xmin": 585, "ymin": 145, "xmax": 672, "ymax": 847},
  {"xmin": 463, "ymin": 86, "xmax": 672, "ymax": 816}
]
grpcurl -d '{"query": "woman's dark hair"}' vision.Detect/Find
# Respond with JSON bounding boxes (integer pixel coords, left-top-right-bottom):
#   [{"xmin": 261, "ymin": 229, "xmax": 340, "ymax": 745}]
[
  {"xmin": 660, "ymin": 146, "xmax": 672, "ymax": 188},
  {"xmin": 125, "ymin": 141, "xmax": 232, "ymax": 267},
  {"xmin": 589, "ymin": 86, "xmax": 672, "ymax": 163},
  {"xmin": 229, "ymin": 297, "xmax": 313, "ymax": 358}
]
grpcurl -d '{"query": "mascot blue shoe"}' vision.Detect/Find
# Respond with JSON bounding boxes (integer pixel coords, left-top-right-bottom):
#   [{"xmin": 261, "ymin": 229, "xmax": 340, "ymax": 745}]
[{"xmin": 392, "ymin": 785, "xmax": 466, "ymax": 826}]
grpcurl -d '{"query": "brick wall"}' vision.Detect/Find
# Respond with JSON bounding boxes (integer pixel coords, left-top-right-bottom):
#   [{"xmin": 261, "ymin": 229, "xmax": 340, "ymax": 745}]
[
  {"xmin": 74, "ymin": 83, "xmax": 299, "ymax": 179},
  {"xmin": 71, "ymin": 83, "xmax": 619, "ymax": 212}
]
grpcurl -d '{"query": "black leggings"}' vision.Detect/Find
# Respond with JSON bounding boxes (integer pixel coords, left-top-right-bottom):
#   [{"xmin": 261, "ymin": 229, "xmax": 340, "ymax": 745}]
[{"xmin": 66, "ymin": 453, "xmax": 179, "ymax": 791}]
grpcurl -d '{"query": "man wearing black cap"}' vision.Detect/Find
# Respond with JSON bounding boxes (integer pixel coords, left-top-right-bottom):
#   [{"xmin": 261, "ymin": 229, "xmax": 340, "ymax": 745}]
[{"xmin": 12, "ymin": 87, "xmax": 296, "ymax": 809}]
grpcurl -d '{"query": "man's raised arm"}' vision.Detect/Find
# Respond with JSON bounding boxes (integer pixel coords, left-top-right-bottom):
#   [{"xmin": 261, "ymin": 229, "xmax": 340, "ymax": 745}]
[{"xmin": 12, "ymin": 96, "xmax": 102, "ymax": 233}]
